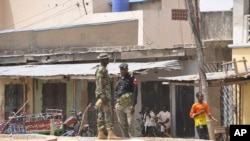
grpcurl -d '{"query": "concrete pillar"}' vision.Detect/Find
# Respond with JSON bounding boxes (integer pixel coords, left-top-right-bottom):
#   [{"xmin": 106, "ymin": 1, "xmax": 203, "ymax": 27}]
[{"xmin": 233, "ymin": 0, "xmax": 250, "ymax": 43}]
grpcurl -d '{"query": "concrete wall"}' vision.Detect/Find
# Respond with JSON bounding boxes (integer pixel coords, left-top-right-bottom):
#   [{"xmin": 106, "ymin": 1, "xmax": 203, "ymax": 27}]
[
  {"xmin": 93, "ymin": 0, "xmax": 110, "ymax": 13},
  {"xmin": 203, "ymin": 40, "xmax": 232, "ymax": 63},
  {"xmin": 1, "ymin": 0, "xmax": 89, "ymax": 30},
  {"xmin": 232, "ymin": 47, "xmax": 250, "ymax": 124},
  {"xmin": 200, "ymin": 11, "xmax": 233, "ymax": 41},
  {"xmin": 0, "ymin": 0, "xmax": 195, "ymax": 55},
  {"xmin": 207, "ymin": 86, "xmax": 221, "ymax": 140},
  {"xmin": 232, "ymin": 47, "xmax": 250, "ymax": 67},
  {"xmin": 143, "ymin": 0, "xmax": 194, "ymax": 49},
  {"xmin": 0, "ymin": 20, "xmax": 138, "ymax": 54},
  {"xmin": 242, "ymin": 82, "xmax": 250, "ymax": 124},
  {"xmin": 231, "ymin": 0, "xmax": 250, "ymax": 125},
  {"xmin": 233, "ymin": 0, "xmax": 250, "ymax": 43}
]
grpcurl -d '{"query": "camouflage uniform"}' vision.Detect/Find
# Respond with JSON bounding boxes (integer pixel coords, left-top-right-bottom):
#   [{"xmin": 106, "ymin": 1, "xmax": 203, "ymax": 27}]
[{"xmin": 95, "ymin": 64, "xmax": 113, "ymax": 130}]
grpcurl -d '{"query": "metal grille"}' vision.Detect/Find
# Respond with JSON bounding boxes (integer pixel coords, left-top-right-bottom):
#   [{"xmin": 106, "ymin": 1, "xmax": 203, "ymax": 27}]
[
  {"xmin": 220, "ymin": 85, "xmax": 234, "ymax": 126},
  {"xmin": 221, "ymin": 84, "xmax": 242, "ymax": 126},
  {"xmin": 204, "ymin": 62, "xmax": 223, "ymax": 73}
]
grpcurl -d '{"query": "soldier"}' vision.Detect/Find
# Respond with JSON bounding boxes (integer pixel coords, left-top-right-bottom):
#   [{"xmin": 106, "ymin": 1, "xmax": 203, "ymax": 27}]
[
  {"xmin": 95, "ymin": 53, "xmax": 120, "ymax": 140},
  {"xmin": 115, "ymin": 63, "xmax": 138, "ymax": 138}
]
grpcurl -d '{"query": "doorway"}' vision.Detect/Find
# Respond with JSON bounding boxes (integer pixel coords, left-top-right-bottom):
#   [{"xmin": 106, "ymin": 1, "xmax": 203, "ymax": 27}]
[
  {"xmin": 141, "ymin": 81, "xmax": 170, "ymax": 113},
  {"xmin": 4, "ymin": 84, "xmax": 24, "ymax": 120},
  {"xmin": 42, "ymin": 83, "xmax": 66, "ymax": 114},
  {"xmin": 175, "ymin": 85, "xmax": 194, "ymax": 137}
]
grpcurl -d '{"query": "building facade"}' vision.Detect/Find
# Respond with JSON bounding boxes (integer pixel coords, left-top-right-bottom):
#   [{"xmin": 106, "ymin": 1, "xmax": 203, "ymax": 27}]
[{"xmin": 0, "ymin": 0, "xmax": 234, "ymax": 138}]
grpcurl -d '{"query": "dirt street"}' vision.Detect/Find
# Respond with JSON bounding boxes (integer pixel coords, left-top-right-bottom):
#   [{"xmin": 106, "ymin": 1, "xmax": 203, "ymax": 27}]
[
  {"xmin": 57, "ymin": 136, "xmax": 210, "ymax": 141},
  {"xmin": 0, "ymin": 134, "xmax": 212, "ymax": 141}
]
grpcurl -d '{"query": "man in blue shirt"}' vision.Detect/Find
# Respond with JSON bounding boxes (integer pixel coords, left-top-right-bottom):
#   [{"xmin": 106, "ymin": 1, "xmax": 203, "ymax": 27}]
[{"xmin": 115, "ymin": 63, "xmax": 138, "ymax": 138}]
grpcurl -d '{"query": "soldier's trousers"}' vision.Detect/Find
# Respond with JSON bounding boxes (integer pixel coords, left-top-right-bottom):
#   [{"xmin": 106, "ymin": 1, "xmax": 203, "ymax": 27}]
[{"xmin": 96, "ymin": 98, "xmax": 114, "ymax": 130}]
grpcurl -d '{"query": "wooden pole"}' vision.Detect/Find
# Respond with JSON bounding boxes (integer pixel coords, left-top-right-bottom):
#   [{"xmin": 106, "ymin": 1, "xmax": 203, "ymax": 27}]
[
  {"xmin": 0, "ymin": 100, "xmax": 29, "ymax": 133},
  {"xmin": 74, "ymin": 80, "xmax": 76, "ymax": 110},
  {"xmin": 50, "ymin": 118, "xmax": 55, "ymax": 135},
  {"xmin": 186, "ymin": 0, "xmax": 207, "ymax": 101}
]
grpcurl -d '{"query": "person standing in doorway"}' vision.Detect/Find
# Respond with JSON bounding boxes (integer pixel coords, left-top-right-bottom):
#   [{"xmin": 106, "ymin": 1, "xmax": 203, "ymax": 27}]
[
  {"xmin": 95, "ymin": 53, "xmax": 120, "ymax": 140},
  {"xmin": 156, "ymin": 105, "xmax": 171, "ymax": 137},
  {"xmin": 189, "ymin": 92, "xmax": 218, "ymax": 140},
  {"xmin": 114, "ymin": 63, "xmax": 138, "ymax": 138},
  {"xmin": 143, "ymin": 106, "xmax": 157, "ymax": 137}
]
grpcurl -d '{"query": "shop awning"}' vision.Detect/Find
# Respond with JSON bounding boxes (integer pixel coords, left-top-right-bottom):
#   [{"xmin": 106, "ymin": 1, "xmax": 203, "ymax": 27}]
[{"xmin": 0, "ymin": 60, "xmax": 182, "ymax": 79}]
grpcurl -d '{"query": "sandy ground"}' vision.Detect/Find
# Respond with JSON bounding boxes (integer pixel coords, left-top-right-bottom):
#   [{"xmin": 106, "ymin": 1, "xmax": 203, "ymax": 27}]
[
  {"xmin": 56, "ymin": 136, "xmax": 211, "ymax": 141},
  {"xmin": 0, "ymin": 134, "xmax": 56, "ymax": 141},
  {"xmin": 0, "ymin": 134, "xmax": 212, "ymax": 141}
]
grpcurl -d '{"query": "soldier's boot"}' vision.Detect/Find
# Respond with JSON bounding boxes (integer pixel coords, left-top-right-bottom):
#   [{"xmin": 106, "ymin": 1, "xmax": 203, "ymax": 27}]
[
  {"xmin": 97, "ymin": 128, "xmax": 107, "ymax": 140},
  {"xmin": 107, "ymin": 129, "xmax": 121, "ymax": 140}
]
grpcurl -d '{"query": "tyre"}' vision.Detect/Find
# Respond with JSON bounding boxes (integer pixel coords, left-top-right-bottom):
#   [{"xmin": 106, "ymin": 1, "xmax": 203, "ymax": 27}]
[
  {"xmin": 82, "ymin": 129, "xmax": 95, "ymax": 137},
  {"xmin": 74, "ymin": 123, "xmax": 80, "ymax": 133}
]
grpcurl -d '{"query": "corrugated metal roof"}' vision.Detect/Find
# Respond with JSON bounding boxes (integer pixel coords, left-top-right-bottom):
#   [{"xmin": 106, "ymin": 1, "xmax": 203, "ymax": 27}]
[
  {"xmin": 0, "ymin": 60, "xmax": 182, "ymax": 79},
  {"xmin": 159, "ymin": 70, "xmax": 250, "ymax": 82}
]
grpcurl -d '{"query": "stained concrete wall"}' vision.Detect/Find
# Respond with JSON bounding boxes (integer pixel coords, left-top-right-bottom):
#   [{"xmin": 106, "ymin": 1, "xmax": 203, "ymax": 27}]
[
  {"xmin": 203, "ymin": 40, "xmax": 232, "ymax": 63},
  {"xmin": 200, "ymin": 11, "xmax": 233, "ymax": 41},
  {"xmin": 0, "ymin": 20, "xmax": 138, "ymax": 54},
  {"xmin": 143, "ymin": 0, "xmax": 194, "ymax": 49},
  {"xmin": 207, "ymin": 86, "xmax": 221, "ymax": 140},
  {"xmin": 0, "ymin": 0, "xmax": 195, "ymax": 57}
]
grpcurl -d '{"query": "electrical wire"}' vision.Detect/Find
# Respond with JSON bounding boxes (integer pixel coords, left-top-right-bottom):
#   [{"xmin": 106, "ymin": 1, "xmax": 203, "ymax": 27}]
[
  {"xmin": 4, "ymin": 0, "xmax": 72, "ymax": 29},
  {"xmin": 20, "ymin": 5, "xmax": 77, "ymax": 29},
  {"xmin": 3, "ymin": 1, "xmax": 235, "ymax": 45}
]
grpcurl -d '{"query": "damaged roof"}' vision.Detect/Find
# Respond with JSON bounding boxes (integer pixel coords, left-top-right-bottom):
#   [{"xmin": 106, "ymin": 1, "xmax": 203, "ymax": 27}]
[{"xmin": 0, "ymin": 60, "xmax": 182, "ymax": 79}]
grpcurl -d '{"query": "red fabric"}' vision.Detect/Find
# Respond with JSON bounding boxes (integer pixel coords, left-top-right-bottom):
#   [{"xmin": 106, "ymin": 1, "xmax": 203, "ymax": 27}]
[{"xmin": 133, "ymin": 78, "xmax": 138, "ymax": 85}]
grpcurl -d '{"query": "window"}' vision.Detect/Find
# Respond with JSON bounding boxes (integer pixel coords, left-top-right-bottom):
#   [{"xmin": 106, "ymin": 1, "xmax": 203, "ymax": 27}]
[{"xmin": 172, "ymin": 9, "xmax": 188, "ymax": 20}]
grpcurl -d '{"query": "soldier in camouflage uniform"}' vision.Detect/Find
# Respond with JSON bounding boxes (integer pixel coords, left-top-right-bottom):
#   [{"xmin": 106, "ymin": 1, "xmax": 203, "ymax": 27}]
[
  {"xmin": 114, "ymin": 63, "xmax": 138, "ymax": 138},
  {"xmin": 95, "ymin": 53, "xmax": 120, "ymax": 140}
]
